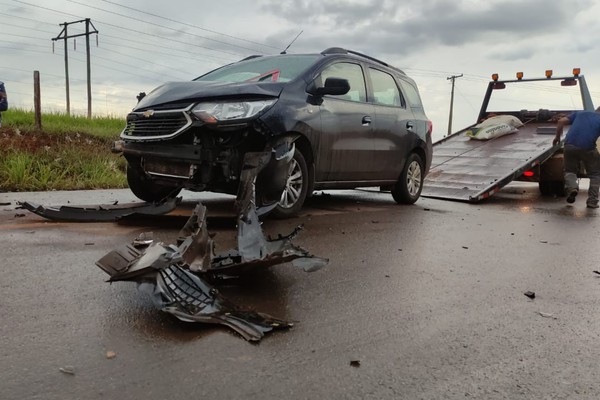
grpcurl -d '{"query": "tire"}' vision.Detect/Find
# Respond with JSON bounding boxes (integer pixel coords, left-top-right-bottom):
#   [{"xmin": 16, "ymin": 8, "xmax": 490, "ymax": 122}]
[
  {"xmin": 126, "ymin": 163, "xmax": 181, "ymax": 202},
  {"xmin": 539, "ymin": 180, "xmax": 565, "ymax": 197},
  {"xmin": 392, "ymin": 153, "xmax": 424, "ymax": 204},
  {"xmin": 270, "ymin": 149, "xmax": 310, "ymax": 219}
]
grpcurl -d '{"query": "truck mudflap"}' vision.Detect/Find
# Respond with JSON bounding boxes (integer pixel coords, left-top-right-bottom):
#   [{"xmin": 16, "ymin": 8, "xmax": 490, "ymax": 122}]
[{"xmin": 17, "ymin": 197, "xmax": 180, "ymax": 222}]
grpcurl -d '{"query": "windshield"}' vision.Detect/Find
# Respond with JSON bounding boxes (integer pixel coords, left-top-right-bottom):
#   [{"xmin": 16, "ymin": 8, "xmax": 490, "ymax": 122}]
[
  {"xmin": 194, "ymin": 55, "xmax": 320, "ymax": 83},
  {"xmin": 487, "ymin": 79, "xmax": 585, "ymax": 113}
]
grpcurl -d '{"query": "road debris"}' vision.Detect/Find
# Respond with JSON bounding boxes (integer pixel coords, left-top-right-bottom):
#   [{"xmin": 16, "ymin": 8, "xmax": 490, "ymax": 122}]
[
  {"xmin": 350, "ymin": 360, "xmax": 361, "ymax": 368},
  {"xmin": 59, "ymin": 366, "xmax": 75, "ymax": 375},
  {"xmin": 94, "ymin": 151, "xmax": 327, "ymax": 341},
  {"xmin": 524, "ymin": 291, "xmax": 535, "ymax": 299},
  {"xmin": 17, "ymin": 197, "xmax": 180, "ymax": 222},
  {"xmin": 538, "ymin": 311, "xmax": 557, "ymax": 319},
  {"xmin": 106, "ymin": 351, "xmax": 116, "ymax": 359},
  {"xmin": 593, "ymin": 270, "xmax": 600, "ymax": 276},
  {"xmin": 19, "ymin": 151, "xmax": 328, "ymax": 342}
]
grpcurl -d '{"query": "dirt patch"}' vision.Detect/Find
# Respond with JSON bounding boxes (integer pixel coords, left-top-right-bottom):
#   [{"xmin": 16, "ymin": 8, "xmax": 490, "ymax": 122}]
[{"xmin": 0, "ymin": 126, "xmax": 112, "ymax": 154}]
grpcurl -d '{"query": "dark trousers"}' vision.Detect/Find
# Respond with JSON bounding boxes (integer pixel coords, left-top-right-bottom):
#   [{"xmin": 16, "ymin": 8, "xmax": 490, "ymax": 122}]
[{"xmin": 564, "ymin": 144, "xmax": 600, "ymax": 206}]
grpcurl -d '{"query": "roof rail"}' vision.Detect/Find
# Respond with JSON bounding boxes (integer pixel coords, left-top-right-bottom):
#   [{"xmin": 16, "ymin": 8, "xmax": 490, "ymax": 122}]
[{"xmin": 320, "ymin": 47, "xmax": 405, "ymax": 74}]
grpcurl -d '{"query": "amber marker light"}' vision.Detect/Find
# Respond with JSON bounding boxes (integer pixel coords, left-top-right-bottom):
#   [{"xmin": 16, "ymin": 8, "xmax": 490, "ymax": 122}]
[
  {"xmin": 516, "ymin": 72, "xmax": 524, "ymax": 80},
  {"xmin": 573, "ymin": 68, "xmax": 581, "ymax": 76},
  {"xmin": 492, "ymin": 73, "xmax": 499, "ymax": 81},
  {"xmin": 545, "ymin": 70, "xmax": 553, "ymax": 78}
]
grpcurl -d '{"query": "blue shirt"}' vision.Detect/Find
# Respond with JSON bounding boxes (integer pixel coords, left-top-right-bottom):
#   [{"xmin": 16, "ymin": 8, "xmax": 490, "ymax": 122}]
[
  {"xmin": 0, "ymin": 81, "xmax": 7, "ymax": 112},
  {"xmin": 565, "ymin": 111, "xmax": 600, "ymax": 149}
]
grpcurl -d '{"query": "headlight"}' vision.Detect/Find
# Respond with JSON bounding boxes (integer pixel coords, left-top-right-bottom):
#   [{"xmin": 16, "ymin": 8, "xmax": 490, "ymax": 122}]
[{"xmin": 191, "ymin": 99, "xmax": 277, "ymax": 123}]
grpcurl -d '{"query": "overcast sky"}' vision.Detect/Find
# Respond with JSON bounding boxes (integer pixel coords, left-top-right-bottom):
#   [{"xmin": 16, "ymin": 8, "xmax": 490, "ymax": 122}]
[{"xmin": 2, "ymin": 0, "xmax": 600, "ymax": 141}]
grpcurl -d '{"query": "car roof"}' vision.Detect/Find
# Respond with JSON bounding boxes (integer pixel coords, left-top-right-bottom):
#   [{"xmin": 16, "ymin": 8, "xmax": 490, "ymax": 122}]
[{"xmin": 240, "ymin": 47, "xmax": 407, "ymax": 77}]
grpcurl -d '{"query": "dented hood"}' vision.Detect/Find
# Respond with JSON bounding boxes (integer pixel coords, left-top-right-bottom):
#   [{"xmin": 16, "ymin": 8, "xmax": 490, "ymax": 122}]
[{"xmin": 134, "ymin": 80, "xmax": 286, "ymax": 110}]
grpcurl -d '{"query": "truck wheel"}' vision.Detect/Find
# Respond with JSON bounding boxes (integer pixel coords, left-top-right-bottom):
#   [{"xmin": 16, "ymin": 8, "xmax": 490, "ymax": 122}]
[
  {"xmin": 392, "ymin": 153, "xmax": 424, "ymax": 204},
  {"xmin": 539, "ymin": 181, "xmax": 565, "ymax": 197},
  {"xmin": 126, "ymin": 163, "xmax": 181, "ymax": 202},
  {"xmin": 270, "ymin": 149, "xmax": 309, "ymax": 219}
]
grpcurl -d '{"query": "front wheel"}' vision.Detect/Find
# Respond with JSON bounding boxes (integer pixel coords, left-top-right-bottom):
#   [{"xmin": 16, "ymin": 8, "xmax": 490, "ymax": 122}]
[
  {"xmin": 270, "ymin": 149, "xmax": 310, "ymax": 219},
  {"xmin": 392, "ymin": 153, "xmax": 424, "ymax": 204},
  {"xmin": 126, "ymin": 163, "xmax": 181, "ymax": 202}
]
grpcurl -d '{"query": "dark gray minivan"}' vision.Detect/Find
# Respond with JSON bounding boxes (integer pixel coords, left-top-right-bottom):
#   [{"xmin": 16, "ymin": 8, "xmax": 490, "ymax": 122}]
[{"xmin": 113, "ymin": 47, "xmax": 433, "ymax": 217}]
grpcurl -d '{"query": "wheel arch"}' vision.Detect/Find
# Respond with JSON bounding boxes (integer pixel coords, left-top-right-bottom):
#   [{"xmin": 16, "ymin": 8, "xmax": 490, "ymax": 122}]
[{"xmin": 282, "ymin": 132, "xmax": 315, "ymax": 196}]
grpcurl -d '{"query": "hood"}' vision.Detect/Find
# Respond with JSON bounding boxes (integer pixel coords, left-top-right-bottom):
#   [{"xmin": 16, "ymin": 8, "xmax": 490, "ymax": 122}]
[{"xmin": 134, "ymin": 80, "xmax": 287, "ymax": 111}]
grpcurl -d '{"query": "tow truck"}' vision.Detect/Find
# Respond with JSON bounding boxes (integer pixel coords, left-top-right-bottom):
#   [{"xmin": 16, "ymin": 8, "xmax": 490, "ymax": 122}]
[{"xmin": 421, "ymin": 68, "xmax": 595, "ymax": 202}]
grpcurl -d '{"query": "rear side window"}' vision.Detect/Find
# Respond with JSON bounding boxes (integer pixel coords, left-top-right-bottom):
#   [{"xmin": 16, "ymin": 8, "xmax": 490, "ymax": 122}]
[
  {"xmin": 318, "ymin": 62, "xmax": 367, "ymax": 102},
  {"xmin": 369, "ymin": 68, "xmax": 404, "ymax": 107},
  {"xmin": 399, "ymin": 81, "xmax": 424, "ymax": 108}
]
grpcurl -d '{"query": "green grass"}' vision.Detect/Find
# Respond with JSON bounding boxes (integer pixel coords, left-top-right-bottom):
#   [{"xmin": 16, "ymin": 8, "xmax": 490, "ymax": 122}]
[
  {"xmin": 2, "ymin": 108, "xmax": 125, "ymax": 138},
  {"xmin": 0, "ymin": 109, "xmax": 128, "ymax": 192}
]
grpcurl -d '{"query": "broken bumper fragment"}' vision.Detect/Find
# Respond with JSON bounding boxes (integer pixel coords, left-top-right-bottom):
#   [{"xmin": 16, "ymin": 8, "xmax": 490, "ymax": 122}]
[{"xmin": 18, "ymin": 197, "xmax": 180, "ymax": 222}]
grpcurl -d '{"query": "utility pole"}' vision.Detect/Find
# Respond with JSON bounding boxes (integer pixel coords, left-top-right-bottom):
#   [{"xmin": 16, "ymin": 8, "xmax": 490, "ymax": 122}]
[
  {"xmin": 52, "ymin": 19, "xmax": 98, "ymax": 118},
  {"xmin": 446, "ymin": 74, "xmax": 463, "ymax": 136}
]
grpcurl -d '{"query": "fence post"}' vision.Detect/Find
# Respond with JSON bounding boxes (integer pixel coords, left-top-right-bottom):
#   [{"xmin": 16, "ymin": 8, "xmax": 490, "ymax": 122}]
[{"xmin": 33, "ymin": 70, "xmax": 42, "ymax": 129}]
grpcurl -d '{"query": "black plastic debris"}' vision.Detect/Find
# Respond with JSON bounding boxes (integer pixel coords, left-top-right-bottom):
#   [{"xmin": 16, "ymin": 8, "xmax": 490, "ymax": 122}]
[
  {"xmin": 18, "ymin": 197, "xmax": 180, "ymax": 222},
  {"xmin": 94, "ymin": 150, "xmax": 328, "ymax": 341},
  {"xmin": 524, "ymin": 291, "xmax": 535, "ymax": 299},
  {"xmin": 593, "ymin": 270, "xmax": 600, "ymax": 276},
  {"xmin": 350, "ymin": 360, "xmax": 361, "ymax": 368},
  {"xmin": 146, "ymin": 265, "xmax": 292, "ymax": 341}
]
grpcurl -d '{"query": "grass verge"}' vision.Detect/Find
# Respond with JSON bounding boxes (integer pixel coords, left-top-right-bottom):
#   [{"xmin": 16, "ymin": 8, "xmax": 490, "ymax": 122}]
[{"xmin": 0, "ymin": 109, "xmax": 127, "ymax": 192}]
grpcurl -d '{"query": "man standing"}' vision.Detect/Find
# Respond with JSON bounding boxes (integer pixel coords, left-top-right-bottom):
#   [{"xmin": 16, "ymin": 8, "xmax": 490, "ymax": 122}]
[
  {"xmin": 0, "ymin": 81, "xmax": 7, "ymax": 127},
  {"xmin": 553, "ymin": 107, "xmax": 600, "ymax": 208}
]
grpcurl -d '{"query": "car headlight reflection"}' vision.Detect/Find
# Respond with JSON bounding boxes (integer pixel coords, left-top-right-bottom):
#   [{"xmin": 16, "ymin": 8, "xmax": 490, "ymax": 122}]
[{"xmin": 192, "ymin": 99, "xmax": 277, "ymax": 123}]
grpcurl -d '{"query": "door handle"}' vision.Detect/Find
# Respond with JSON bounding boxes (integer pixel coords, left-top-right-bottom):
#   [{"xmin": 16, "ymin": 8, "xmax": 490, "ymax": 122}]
[
  {"xmin": 406, "ymin": 121, "xmax": 414, "ymax": 131},
  {"xmin": 362, "ymin": 116, "xmax": 372, "ymax": 126}
]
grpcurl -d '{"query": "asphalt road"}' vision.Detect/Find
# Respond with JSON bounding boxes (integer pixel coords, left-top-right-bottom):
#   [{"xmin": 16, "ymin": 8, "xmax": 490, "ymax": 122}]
[{"xmin": 1, "ymin": 183, "xmax": 600, "ymax": 400}]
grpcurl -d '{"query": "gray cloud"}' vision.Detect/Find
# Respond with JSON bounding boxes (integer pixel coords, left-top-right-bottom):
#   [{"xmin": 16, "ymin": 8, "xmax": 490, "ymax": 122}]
[{"xmin": 261, "ymin": 0, "xmax": 591, "ymax": 60}]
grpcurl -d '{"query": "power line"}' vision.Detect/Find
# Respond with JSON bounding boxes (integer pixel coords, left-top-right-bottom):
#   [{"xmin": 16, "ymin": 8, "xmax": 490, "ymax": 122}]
[
  {"xmin": 67, "ymin": 0, "xmax": 271, "ymax": 54},
  {"xmin": 12, "ymin": 0, "xmax": 246, "ymax": 58},
  {"xmin": 98, "ymin": 0, "xmax": 280, "ymax": 51}
]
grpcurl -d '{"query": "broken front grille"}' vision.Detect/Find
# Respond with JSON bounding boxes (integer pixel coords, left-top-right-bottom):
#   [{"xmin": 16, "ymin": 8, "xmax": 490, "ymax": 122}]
[{"xmin": 121, "ymin": 109, "xmax": 192, "ymax": 140}]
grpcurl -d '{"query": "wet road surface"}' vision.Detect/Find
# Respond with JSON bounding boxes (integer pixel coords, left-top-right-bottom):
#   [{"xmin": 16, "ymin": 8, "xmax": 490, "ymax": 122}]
[{"xmin": 1, "ymin": 183, "xmax": 600, "ymax": 399}]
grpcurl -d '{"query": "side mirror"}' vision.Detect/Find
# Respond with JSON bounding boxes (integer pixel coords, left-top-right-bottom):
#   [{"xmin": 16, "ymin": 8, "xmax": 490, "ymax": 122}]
[
  {"xmin": 492, "ymin": 82, "xmax": 506, "ymax": 90},
  {"xmin": 561, "ymin": 78, "xmax": 577, "ymax": 87},
  {"xmin": 308, "ymin": 77, "xmax": 350, "ymax": 96}
]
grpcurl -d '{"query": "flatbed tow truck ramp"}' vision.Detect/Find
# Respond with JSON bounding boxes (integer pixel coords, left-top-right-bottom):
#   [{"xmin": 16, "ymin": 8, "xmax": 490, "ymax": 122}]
[
  {"xmin": 421, "ymin": 121, "xmax": 560, "ymax": 202},
  {"xmin": 421, "ymin": 69, "xmax": 595, "ymax": 202}
]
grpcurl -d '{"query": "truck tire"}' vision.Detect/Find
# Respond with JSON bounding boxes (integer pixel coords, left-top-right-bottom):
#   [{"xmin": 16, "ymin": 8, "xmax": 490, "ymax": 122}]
[
  {"xmin": 270, "ymin": 149, "xmax": 310, "ymax": 219},
  {"xmin": 392, "ymin": 153, "xmax": 424, "ymax": 204},
  {"xmin": 539, "ymin": 180, "xmax": 565, "ymax": 197},
  {"xmin": 126, "ymin": 163, "xmax": 181, "ymax": 202}
]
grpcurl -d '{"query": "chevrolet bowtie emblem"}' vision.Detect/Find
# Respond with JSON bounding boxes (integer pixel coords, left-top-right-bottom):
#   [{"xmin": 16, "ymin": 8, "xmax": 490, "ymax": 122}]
[{"xmin": 142, "ymin": 110, "xmax": 155, "ymax": 118}]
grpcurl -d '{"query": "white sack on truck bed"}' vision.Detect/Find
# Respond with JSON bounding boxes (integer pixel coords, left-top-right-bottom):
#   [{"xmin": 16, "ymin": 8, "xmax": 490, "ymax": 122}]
[{"xmin": 466, "ymin": 114, "xmax": 523, "ymax": 140}]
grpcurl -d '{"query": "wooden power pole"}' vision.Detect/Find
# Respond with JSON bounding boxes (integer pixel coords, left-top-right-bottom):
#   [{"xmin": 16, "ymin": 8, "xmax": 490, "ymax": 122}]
[
  {"xmin": 446, "ymin": 74, "xmax": 463, "ymax": 136},
  {"xmin": 52, "ymin": 19, "xmax": 98, "ymax": 118}
]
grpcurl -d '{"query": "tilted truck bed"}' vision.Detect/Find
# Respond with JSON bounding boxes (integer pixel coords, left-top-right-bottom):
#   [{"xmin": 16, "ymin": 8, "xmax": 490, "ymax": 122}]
[{"xmin": 421, "ymin": 121, "xmax": 560, "ymax": 202}]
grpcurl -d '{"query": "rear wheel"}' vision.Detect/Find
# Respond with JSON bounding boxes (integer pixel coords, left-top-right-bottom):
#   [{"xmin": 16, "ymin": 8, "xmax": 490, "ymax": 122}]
[
  {"xmin": 392, "ymin": 153, "xmax": 424, "ymax": 204},
  {"xmin": 126, "ymin": 163, "xmax": 181, "ymax": 202},
  {"xmin": 539, "ymin": 180, "xmax": 565, "ymax": 197},
  {"xmin": 270, "ymin": 149, "xmax": 309, "ymax": 219}
]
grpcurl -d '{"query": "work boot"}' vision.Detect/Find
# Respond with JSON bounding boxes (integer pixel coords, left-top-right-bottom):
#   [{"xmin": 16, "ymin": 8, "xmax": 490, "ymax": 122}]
[
  {"xmin": 566, "ymin": 189, "xmax": 578, "ymax": 204},
  {"xmin": 587, "ymin": 202, "xmax": 599, "ymax": 209}
]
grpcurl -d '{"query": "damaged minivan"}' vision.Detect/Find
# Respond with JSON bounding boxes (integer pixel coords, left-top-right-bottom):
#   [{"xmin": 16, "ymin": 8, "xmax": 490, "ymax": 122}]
[{"xmin": 113, "ymin": 47, "xmax": 433, "ymax": 218}]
